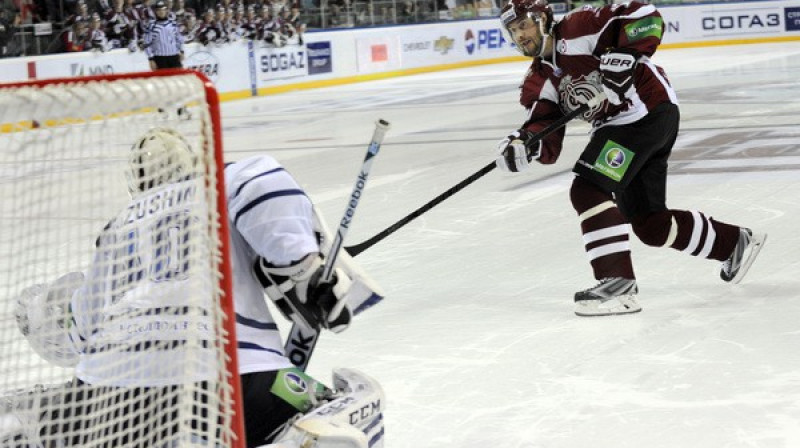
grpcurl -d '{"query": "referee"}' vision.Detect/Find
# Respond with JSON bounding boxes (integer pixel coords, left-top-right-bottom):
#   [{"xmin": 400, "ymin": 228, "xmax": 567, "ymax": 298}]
[{"xmin": 144, "ymin": 0, "xmax": 184, "ymax": 71}]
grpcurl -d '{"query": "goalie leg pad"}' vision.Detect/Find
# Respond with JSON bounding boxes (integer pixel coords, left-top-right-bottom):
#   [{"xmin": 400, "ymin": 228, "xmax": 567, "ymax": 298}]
[{"xmin": 264, "ymin": 369, "xmax": 386, "ymax": 448}]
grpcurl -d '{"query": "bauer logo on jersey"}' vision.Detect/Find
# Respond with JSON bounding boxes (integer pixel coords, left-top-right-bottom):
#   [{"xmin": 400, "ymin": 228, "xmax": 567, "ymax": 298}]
[
  {"xmin": 594, "ymin": 140, "xmax": 634, "ymax": 182},
  {"xmin": 624, "ymin": 16, "xmax": 663, "ymax": 42}
]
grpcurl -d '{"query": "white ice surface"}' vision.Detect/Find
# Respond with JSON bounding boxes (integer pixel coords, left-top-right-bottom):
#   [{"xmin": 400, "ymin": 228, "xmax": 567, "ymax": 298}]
[
  {"xmin": 217, "ymin": 41, "xmax": 800, "ymax": 448},
  {"xmin": 4, "ymin": 41, "xmax": 795, "ymax": 447}
]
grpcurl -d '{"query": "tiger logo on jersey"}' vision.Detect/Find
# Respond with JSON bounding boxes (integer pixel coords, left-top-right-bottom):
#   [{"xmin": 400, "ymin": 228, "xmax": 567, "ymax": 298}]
[{"xmin": 558, "ymin": 71, "xmax": 604, "ymax": 122}]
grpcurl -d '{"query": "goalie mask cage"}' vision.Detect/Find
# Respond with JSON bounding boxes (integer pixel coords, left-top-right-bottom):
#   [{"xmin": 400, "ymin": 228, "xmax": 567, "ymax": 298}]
[{"xmin": 0, "ymin": 70, "xmax": 245, "ymax": 448}]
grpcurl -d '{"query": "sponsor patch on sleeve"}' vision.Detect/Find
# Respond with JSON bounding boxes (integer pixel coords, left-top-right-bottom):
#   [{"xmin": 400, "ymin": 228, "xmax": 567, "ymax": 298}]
[{"xmin": 624, "ymin": 16, "xmax": 664, "ymax": 41}]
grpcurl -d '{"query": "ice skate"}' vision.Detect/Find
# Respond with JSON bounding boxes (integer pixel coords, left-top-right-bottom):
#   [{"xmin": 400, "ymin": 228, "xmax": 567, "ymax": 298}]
[
  {"xmin": 574, "ymin": 277, "xmax": 641, "ymax": 317},
  {"xmin": 720, "ymin": 228, "xmax": 766, "ymax": 284}
]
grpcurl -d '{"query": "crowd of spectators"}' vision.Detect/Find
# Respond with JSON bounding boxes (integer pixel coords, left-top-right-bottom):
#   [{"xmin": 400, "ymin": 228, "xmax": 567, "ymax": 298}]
[
  {"xmin": 58, "ymin": 0, "xmax": 306, "ymax": 53},
  {"xmin": 1, "ymin": 0, "xmax": 306, "ymax": 54},
  {"xmin": 0, "ymin": 0, "xmax": 625, "ymax": 57},
  {"xmin": 313, "ymin": 0, "xmax": 446, "ymax": 28}
]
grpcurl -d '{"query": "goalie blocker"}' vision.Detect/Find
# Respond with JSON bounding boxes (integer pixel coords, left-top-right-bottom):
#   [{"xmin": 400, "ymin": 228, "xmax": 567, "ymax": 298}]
[{"xmin": 254, "ymin": 207, "xmax": 385, "ymax": 335}]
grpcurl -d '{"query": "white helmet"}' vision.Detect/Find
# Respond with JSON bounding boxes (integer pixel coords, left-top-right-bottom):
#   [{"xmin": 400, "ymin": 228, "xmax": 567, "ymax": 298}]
[{"xmin": 127, "ymin": 128, "xmax": 197, "ymax": 195}]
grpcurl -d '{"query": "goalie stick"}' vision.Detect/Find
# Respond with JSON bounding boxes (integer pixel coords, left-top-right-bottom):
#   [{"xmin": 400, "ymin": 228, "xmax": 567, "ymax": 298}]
[
  {"xmin": 284, "ymin": 119, "xmax": 391, "ymax": 371},
  {"xmin": 344, "ymin": 95, "xmax": 605, "ymax": 257}
]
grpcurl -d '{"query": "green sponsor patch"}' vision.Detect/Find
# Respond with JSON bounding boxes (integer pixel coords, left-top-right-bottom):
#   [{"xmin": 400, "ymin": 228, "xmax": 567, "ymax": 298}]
[
  {"xmin": 593, "ymin": 140, "xmax": 634, "ymax": 182},
  {"xmin": 624, "ymin": 16, "xmax": 663, "ymax": 41},
  {"xmin": 270, "ymin": 367, "xmax": 326, "ymax": 411}
]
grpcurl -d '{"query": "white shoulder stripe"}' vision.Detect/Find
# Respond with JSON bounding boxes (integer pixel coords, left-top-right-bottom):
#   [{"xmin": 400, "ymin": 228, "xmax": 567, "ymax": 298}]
[
  {"xmin": 540, "ymin": 78, "xmax": 559, "ymax": 103},
  {"xmin": 641, "ymin": 57, "xmax": 678, "ymax": 104},
  {"xmin": 559, "ymin": 5, "xmax": 660, "ymax": 57}
]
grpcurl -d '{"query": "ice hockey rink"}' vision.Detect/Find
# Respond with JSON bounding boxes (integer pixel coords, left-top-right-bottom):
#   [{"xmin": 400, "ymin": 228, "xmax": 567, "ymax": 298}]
[{"xmin": 216, "ymin": 40, "xmax": 800, "ymax": 448}]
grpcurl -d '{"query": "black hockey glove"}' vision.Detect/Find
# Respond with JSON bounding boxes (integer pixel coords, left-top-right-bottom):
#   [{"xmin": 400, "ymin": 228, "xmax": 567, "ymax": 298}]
[
  {"xmin": 305, "ymin": 268, "xmax": 352, "ymax": 334},
  {"xmin": 255, "ymin": 256, "xmax": 352, "ymax": 333},
  {"xmin": 495, "ymin": 129, "xmax": 541, "ymax": 173},
  {"xmin": 599, "ymin": 48, "xmax": 639, "ymax": 105}
]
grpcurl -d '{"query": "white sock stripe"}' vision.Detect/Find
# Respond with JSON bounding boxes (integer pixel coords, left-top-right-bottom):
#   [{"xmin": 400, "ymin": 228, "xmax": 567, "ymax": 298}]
[
  {"xmin": 682, "ymin": 210, "xmax": 703, "ymax": 255},
  {"xmin": 662, "ymin": 216, "xmax": 678, "ymax": 248},
  {"xmin": 583, "ymin": 224, "xmax": 630, "ymax": 245},
  {"xmin": 579, "ymin": 201, "xmax": 615, "ymax": 222},
  {"xmin": 586, "ymin": 241, "xmax": 630, "ymax": 261},
  {"xmin": 698, "ymin": 216, "xmax": 716, "ymax": 259}
]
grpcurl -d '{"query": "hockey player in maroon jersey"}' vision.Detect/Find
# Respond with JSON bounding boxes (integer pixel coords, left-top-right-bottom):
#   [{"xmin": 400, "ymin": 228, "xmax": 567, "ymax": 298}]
[{"xmin": 496, "ymin": 0, "xmax": 766, "ymax": 316}]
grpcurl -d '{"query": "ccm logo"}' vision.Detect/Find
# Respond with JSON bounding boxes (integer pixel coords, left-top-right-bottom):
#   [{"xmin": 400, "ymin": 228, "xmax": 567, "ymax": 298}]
[{"xmin": 349, "ymin": 400, "xmax": 381, "ymax": 425}]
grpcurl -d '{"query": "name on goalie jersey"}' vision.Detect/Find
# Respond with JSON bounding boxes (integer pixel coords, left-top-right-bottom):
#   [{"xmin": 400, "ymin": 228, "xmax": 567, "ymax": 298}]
[{"xmin": 125, "ymin": 184, "xmax": 197, "ymax": 224}]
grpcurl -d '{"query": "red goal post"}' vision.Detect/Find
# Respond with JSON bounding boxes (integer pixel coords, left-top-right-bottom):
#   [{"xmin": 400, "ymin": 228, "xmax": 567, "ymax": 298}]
[{"xmin": 0, "ymin": 70, "xmax": 245, "ymax": 448}]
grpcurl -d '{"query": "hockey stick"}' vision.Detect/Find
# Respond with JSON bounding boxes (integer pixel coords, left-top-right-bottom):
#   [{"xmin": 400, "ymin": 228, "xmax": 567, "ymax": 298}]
[
  {"xmin": 344, "ymin": 99, "xmax": 600, "ymax": 257},
  {"xmin": 284, "ymin": 119, "xmax": 391, "ymax": 371}
]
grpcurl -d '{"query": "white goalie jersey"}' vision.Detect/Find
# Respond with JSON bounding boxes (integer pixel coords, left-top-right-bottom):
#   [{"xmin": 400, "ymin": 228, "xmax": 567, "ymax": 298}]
[
  {"xmin": 224, "ymin": 155, "xmax": 317, "ymax": 374},
  {"xmin": 70, "ymin": 178, "xmax": 219, "ymax": 387}
]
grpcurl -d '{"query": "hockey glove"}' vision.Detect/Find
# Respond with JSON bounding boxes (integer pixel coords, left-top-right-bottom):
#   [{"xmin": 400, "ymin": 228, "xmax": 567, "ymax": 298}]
[
  {"xmin": 495, "ymin": 129, "xmax": 541, "ymax": 173},
  {"xmin": 15, "ymin": 272, "xmax": 83, "ymax": 368},
  {"xmin": 599, "ymin": 48, "xmax": 639, "ymax": 105},
  {"xmin": 255, "ymin": 255, "xmax": 352, "ymax": 333},
  {"xmin": 305, "ymin": 268, "xmax": 352, "ymax": 333}
]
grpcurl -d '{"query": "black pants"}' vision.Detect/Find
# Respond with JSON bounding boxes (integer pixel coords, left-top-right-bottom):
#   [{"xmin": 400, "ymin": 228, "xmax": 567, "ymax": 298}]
[
  {"xmin": 241, "ymin": 370, "xmax": 310, "ymax": 448},
  {"xmin": 152, "ymin": 54, "xmax": 182, "ymax": 69},
  {"xmin": 573, "ymin": 102, "xmax": 680, "ymax": 219}
]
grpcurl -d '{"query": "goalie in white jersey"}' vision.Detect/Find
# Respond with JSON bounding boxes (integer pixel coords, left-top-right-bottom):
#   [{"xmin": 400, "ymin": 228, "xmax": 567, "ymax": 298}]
[
  {"xmin": 7, "ymin": 128, "xmax": 386, "ymax": 448},
  {"xmin": 224, "ymin": 150, "xmax": 386, "ymax": 448}
]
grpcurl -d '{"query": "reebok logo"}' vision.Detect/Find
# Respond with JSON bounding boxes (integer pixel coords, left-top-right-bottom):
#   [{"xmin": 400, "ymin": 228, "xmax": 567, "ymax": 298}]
[
  {"xmin": 287, "ymin": 330, "xmax": 316, "ymax": 367},
  {"xmin": 340, "ymin": 171, "xmax": 369, "ymax": 229}
]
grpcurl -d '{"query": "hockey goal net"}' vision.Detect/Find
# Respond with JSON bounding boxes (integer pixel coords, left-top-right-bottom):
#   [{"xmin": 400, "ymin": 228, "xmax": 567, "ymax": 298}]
[{"xmin": 0, "ymin": 71, "xmax": 244, "ymax": 448}]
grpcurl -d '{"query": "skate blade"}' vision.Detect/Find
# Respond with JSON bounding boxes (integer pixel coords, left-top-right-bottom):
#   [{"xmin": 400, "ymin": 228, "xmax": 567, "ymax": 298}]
[
  {"xmin": 730, "ymin": 232, "xmax": 767, "ymax": 284},
  {"xmin": 574, "ymin": 296, "xmax": 642, "ymax": 317}
]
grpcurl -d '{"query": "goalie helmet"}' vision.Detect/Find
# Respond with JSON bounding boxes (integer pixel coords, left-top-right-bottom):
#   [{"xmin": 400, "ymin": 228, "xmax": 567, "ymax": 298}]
[
  {"xmin": 127, "ymin": 128, "xmax": 197, "ymax": 195},
  {"xmin": 500, "ymin": 0, "xmax": 554, "ymax": 57}
]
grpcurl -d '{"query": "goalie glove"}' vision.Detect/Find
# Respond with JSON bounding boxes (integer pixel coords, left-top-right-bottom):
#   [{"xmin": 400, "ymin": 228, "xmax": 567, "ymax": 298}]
[
  {"xmin": 255, "ymin": 255, "xmax": 353, "ymax": 333},
  {"xmin": 599, "ymin": 48, "xmax": 639, "ymax": 105},
  {"xmin": 14, "ymin": 272, "xmax": 83, "ymax": 368},
  {"xmin": 495, "ymin": 129, "xmax": 541, "ymax": 173}
]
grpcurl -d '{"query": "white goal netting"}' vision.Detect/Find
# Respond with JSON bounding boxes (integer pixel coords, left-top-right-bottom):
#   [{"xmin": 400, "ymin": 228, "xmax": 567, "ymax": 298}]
[{"xmin": 0, "ymin": 72, "xmax": 242, "ymax": 448}]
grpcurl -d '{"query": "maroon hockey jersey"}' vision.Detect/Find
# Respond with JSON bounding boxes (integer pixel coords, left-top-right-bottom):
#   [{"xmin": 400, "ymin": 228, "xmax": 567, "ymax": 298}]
[{"xmin": 520, "ymin": 2, "xmax": 677, "ymax": 164}]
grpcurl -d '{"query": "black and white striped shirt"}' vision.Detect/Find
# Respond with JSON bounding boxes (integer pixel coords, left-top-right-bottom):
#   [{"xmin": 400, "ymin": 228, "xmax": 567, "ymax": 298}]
[{"xmin": 143, "ymin": 18, "xmax": 183, "ymax": 58}]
